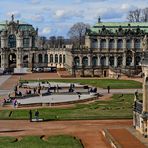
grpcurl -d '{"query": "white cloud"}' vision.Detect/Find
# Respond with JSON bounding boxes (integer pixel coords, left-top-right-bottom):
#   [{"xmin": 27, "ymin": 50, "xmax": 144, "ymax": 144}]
[
  {"xmin": 41, "ymin": 27, "xmax": 51, "ymax": 35},
  {"xmin": 29, "ymin": 14, "xmax": 44, "ymax": 22},
  {"xmin": 7, "ymin": 11, "xmax": 21, "ymax": 19},
  {"xmin": 54, "ymin": 10, "xmax": 65, "ymax": 18}
]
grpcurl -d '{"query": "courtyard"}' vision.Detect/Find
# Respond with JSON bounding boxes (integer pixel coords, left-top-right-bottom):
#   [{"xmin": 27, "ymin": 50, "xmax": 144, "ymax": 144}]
[{"xmin": 0, "ymin": 73, "xmax": 147, "ymax": 147}]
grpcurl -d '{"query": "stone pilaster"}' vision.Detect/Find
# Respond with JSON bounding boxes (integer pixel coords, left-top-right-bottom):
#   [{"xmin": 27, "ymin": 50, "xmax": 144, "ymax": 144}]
[
  {"xmin": 16, "ymin": 48, "xmax": 22, "ymax": 68},
  {"xmin": 143, "ymin": 76, "xmax": 148, "ymax": 112},
  {"xmin": 123, "ymin": 38, "xmax": 126, "ymax": 51},
  {"xmin": 85, "ymin": 36, "xmax": 91, "ymax": 48},
  {"xmin": 123, "ymin": 53, "xmax": 126, "ymax": 66},
  {"xmin": 98, "ymin": 38, "xmax": 101, "ymax": 51},
  {"xmin": 106, "ymin": 56, "xmax": 109, "ymax": 66},
  {"xmin": 114, "ymin": 56, "xmax": 117, "ymax": 67}
]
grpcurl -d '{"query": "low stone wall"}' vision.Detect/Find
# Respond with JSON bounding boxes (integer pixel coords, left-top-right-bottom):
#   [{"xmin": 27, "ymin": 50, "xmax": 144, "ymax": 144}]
[{"xmin": 17, "ymin": 96, "xmax": 98, "ymax": 108}]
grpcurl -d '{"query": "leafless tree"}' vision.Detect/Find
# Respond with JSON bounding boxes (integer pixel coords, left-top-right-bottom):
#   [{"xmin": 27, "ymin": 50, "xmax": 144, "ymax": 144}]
[
  {"xmin": 68, "ymin": 22, "xmax": 90, "ymax": 48},
  {"xmin": 141, "ymin": 7, "xmax": 148, "ymax": 22},
  {"xmin": 127, "ymin": 9, "xmax": 141, "ymax": 22},
  {"xmin": 127, "ymin": 7, "xmax": 148, "ymax": 22}
]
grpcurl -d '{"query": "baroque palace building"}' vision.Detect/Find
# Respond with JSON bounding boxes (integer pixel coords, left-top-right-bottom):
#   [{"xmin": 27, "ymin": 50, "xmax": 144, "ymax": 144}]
[
  {"xmin": 0, "ymin": 16, "xmax": 148, "ymax": 76},
  {"xmin": 65, "ymin": 18, "xmax": 148, "ymax": 77},
  {"xmin": 0, "ymin": 15, "xmax": 66, "ymax": 73}
]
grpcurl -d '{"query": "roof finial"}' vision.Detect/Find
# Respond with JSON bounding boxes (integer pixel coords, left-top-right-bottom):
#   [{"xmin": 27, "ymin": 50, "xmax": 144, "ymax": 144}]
[
  {"xmin": 98, "ymin": 16, "xmax": 101, "ymax": 23},
  {"xmin": 11, "ymin": 14, "xmax": 14, "ymax": 21}
]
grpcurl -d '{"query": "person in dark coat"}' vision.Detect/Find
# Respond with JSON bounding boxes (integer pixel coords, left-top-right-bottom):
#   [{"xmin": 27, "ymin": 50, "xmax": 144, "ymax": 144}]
[{"xmin": 29, "ymin": 110, "xmax": 32, "ymax": 122}]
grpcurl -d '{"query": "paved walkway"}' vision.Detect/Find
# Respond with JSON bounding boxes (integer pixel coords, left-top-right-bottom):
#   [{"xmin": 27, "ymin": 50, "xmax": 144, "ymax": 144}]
[
  {"xmin": 0, "ymin": 120, "xmax": 132, "ymax": 148},
  {"xmin": 108, "ymin": 128, "xmax": 146, "ymax": 148}
]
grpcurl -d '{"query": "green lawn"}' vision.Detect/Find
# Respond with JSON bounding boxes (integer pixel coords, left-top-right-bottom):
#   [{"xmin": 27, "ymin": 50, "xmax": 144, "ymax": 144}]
[
  {"xmin": 0, "ymin": 94, "xmax": 141, "ymax": 120},
  {"xmin": 20, "ymin": 79, "xmax": 142, "ymax": 89},
  {"xmin": 0, "ymin": 135, "xmax": 83, "ymax": 148}
]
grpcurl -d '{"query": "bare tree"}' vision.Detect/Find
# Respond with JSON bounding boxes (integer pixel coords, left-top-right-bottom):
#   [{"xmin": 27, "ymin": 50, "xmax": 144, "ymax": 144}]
[
  {"xmin": 141, "ymin": 7, "xmax": 148, "ymax": 22},
  {"xmin": 127, "ymin": 9, "xmax": 141, "ymax": 22},
  {"xmin": 127, "ymin": 7, "xmax": 148, "ymax": 22},
  {"xmin": 68, "ymin": 22, "xmax": 90, "ymax": 48}
]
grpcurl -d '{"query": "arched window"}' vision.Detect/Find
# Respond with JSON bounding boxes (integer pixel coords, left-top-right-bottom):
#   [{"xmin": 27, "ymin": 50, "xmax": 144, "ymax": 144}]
[
  {"xmin": 74, "ymin": 57, "xmax": 80, "ymax": 66},
  {"xmin": 82, "ymin": 56, "xmax": 88, "ymax": 66},
  {"xmin": 126, "ymin": 56, "xmax": 132, "ymax": 66},
  {"xmin": 38, "ymin": 54, "xmax": 43, "ymax": 63},
  {"xmin": 55, "ymin": 54, "xmax": 58, "ymax": 63},
  {"xmin": 92, "ymin": 56, "xmax": 98, "ymax": 66},
  {"xmin": 8, "ymin": 35, "xmax": 16, "ymax": 48},
  {"xmin": 63, "ymin": 55, "xmax": 65, "ymax": 64},
  {"xmin": 59, "ymin": 54, "xmax": 62, "ymax": 63},
  {"xmin": 23, "ymin": 38, "xmax": 30, "ymax": 48},
  {"xmin": 109, "ymin": 56, "xmax": 114, "ymax": 66},
  {"xmin": 117, "ymin": 39, "xmax": 123, "ymax": 49},
  {"xmin": 44, "ymin": 54, "xmax": 48, "ymax": 63},
  {"xmin": 100, "ymin": 39, "xmax": 106, "ymax": 49},
  {"xmin": 117, "ymin": 57, "xmax": 122, "ymax": 67},
  {"xmin": 23, "ymin": 55, "xmax": 28, "ymax": 67},
  {"xmin": 100, "ymin": 56, "xmax": 106, "ymax": 66},
  {"xmin": 50, "ymin": 54, "xmax": 53, "ymax": 63},
  {"xmin": 135, "ymin": 39, "xmax": 141, "ymax": 49},
  {"xmin": 135, "ymin": 56, "xmax": 141, "ymax": 65},
  {"xmin": 92, "ymin": 39, "xmax": 98, "ymax": 48},
  {"xmin": 126, "ymin": 39, "xmax": 132, "ymax": 49},
  {"xmin": 109, "ymin": 39, "xmax": 114, "ymax": 49}
]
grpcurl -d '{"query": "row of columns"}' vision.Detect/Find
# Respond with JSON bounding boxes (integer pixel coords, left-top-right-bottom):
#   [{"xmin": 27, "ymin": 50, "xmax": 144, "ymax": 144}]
[
  {"xmin": 86, "ymin": 36, "xmax": 142, "ymax": 50},
  {"xmin": 74, "ymin": 55, "xmax": 136, "ymax": 67}
]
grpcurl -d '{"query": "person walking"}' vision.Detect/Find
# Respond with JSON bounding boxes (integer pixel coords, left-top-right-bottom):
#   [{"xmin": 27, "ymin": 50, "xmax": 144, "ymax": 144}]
[
  {"xmin": 29, "ymin": 110, "xmax": 32, "ymax": 122},
  {"xmin": 107, "ymin": 86, "xmax": 110, "ymax": 93},
  {"xmin": 35, "ymin": 110, "xmax": 39, "ymax": 121}
]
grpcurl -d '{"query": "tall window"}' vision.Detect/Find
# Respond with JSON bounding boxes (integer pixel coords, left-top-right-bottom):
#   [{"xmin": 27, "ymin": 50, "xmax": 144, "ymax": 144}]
[
  {"xmin": 135, "ymin": 39, "xmax": 141, "ymax": 49},
  {"xmin": 8, "ymin": 35, "xmax": 16, "ymax": 48},
  {"xmin": 74, "ymin": 57, "xmax": 80, "ymax": 66},
  {"xmin": 59, "ymin": 55, "xmax": 62, "ymax": 63},
  {"xmin": 63, "ymin": 55, "xmax": 65, "ymax": 64},
  {"xmin": 23, "ymin": 38, "xmax": 30, "ymax": 48},
  {"xmin": 117, "ymin": 39, "xmax": 123, "ymax": 49},
  {"xmin": 50, "ymin": 54, "xmax": 53, "ymax": 63},
  {"xmin": 38, "ymin": 54, "xmax": 43, "ymax": 63},
  {"xmin": 100, "ymin": 39, "xmax": 106, "ymax": 49},
  {"xmin": 44, "ymin": 54, "xmax": 48, "ymax": 63},
  {"xmin": 92, "ymin": 56, "xmax": 98, "ymax": 66},
  {"xmin": 82, "ymin": 56, "xmax": 88, "ymax": 66},
  {"xmin": 126, "ymin": 39, "xmax": 132, "ymax": 49},
  {"xmin": 109, "ymin": 39, "xmax": 114, "ymax": 49},
  {"xmin": 55, "ymin": 54, "xmax": 58, "ymax": 63},
  {"xmin": 92, "ymin": 39, "xmax": 98, "ymax": 48}
]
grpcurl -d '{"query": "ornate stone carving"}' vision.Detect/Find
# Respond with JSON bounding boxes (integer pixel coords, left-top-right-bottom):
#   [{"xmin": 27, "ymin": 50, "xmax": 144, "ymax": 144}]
[{"xmin": 143, "ymin": 35, "xmax": 148, "ymax": 51}]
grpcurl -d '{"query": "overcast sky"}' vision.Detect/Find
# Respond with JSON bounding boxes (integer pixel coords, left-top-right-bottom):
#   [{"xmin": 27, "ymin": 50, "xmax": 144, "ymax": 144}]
[{"xmin": 0, "ymin": 0, "xmax": 147, "ymax": 38}]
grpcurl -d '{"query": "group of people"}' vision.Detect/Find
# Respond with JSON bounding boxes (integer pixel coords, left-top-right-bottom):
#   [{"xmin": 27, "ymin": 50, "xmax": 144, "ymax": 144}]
[
  {"xmin": 89, "ymin": 87, "xmax": 97, "ymax": 93},
  {"xmin": 29, "ymin": 110, "xmax": 39, "ymax": 121},
  {"xmin": 69, "ymin": 83, "xmax": 75, "ymax": 92}
]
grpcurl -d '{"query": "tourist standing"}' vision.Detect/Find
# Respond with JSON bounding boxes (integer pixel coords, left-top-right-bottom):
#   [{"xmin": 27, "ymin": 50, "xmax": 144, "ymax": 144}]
[
  {"xmin": 29, "ymin": 110, "xmax": 32, "ymax": 122},
  {"xmin": 107, "ymin": 86, "xmax": 110, "ymax": 93},
  {"xmin": 35, "ymin": 110, "xmax": 39, "ymax": 121}
]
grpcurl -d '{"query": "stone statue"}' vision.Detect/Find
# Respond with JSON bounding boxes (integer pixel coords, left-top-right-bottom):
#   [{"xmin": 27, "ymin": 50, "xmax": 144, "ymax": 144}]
[{"xmin": 143, "ymin": 35, "xmax": 148, "ymax": 51}]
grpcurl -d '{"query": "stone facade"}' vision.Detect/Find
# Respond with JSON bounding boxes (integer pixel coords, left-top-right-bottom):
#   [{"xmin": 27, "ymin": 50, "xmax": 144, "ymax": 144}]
[
  {"xmin": 1, "ymin": 17, "xmax": 148, "ymax": 76},
  {"xmin": 0, "ymin": 16, "xmax": 66, "ymax": 73},
  {"xmin": 133, "ymin": 50, "xmax": 148, "ymax": 138},
  {"xmin": 65, "ymin": 19, "xmax": 148, "ymax": 77}
]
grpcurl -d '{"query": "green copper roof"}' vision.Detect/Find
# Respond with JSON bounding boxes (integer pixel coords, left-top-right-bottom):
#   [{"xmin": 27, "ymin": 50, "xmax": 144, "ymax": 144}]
[
  {"xmin": 89, "ymin": 22, "xmax": 148, "ymax": 34},
  {"xmin": 0, "ymin": 21, "xmax": 34, "ymax": 31}
]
